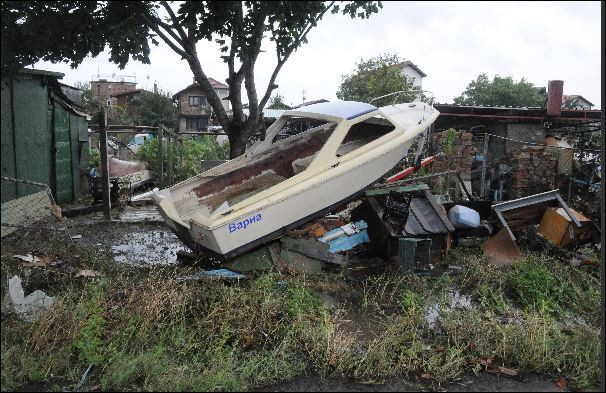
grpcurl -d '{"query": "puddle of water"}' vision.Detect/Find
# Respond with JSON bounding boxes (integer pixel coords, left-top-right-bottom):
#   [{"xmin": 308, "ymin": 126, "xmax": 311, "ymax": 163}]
[
  {"xmin": 118, "ymin": 205, "xmax": 163, "ymax": 223},
  {"xmin": 111, "ymin": 229, "xmax": 187, "ymax": 266},
  {"xmin": 425, "ymin": 290, "xmax": 473, "ymax": 330}
]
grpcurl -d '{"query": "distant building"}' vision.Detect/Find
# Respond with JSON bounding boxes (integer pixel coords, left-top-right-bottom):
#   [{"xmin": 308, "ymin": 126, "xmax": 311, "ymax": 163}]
[
  {"xmin": 562, "ymin": 95, "xmax": 594, "ymax": 110},
  {"xmin": 90, "ymin": 78, "xmax": 137, "ymax": 107},
  {"xmin": 173, "ymin": 78, "xmax": 230, "ymax": 132},
  {"xmin": 111, "ymin": 88, "xmax": 144, "ymax": 117},
  {"xmin": 398, "ymin": 60, "xmax": 426, "ymax": 89}
]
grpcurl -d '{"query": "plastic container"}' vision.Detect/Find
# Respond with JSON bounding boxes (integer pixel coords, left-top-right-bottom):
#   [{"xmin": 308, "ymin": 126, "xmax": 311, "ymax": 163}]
[{"xmin": 448, "ymin": 205, "xmax": 481, "ymax": 229}]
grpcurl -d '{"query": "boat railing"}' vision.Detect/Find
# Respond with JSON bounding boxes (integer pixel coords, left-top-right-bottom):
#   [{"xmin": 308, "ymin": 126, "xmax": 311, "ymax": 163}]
[{"xmin": 370, "ymin": 90, "xmax": 435, "ymax": 107}]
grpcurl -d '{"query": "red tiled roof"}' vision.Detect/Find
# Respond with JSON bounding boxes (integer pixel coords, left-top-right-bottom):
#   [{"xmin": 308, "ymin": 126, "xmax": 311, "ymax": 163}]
[
  {"xmin": 208, "ymin": 77, "xmax": 228, "ymax": 89},
  {"xmin": 173, "ymin": 77, "xmax": 229, "ymax": 99}
]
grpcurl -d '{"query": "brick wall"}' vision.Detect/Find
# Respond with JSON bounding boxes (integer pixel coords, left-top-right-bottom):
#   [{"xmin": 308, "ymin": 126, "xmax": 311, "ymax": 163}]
[
  {"xmin": 178, "ymin": 86, "xmax": 211, "ymax": 116},
  {"xmin": 429, "ymin": 130, "xmax": 476, "ymax": 180},
  {"xmin": 508, "ymin": 146, "xmax": 558, "ymax": 199},
  {"xmin": 90, "ymin": 80, "xmax": 137, "ymax": 101}
]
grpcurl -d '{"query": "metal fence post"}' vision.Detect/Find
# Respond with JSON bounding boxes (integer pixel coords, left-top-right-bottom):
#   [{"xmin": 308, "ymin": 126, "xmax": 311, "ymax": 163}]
[
  {"xmin": 480, "ymin": 133, "xmax": 489, "ymax": 198},
  {"xmin": 157, "ymin": 124, "xmax": 164, "ymax": 188},
  {"xmin": 99, "ymin": 108, "xmax": 111, "ymax": 220},
  {"xmin": 167, "ymin": 129, "xmax": 173, "ymax": 185}
]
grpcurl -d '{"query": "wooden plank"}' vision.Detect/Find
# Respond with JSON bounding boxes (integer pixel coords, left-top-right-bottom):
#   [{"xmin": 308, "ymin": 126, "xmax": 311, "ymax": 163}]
[
  {"xmin": 157, "ymin": 124, "xmax": 164, "ymax": 188},
  {"xmin": 480, "ymin": 134, "xmax": 489, "ymax": 197},
  {"xmin": 167, "ymin": 134, "xmax": 172, "ymax": 185},
  {"xmin": 423, "ymin": 190, "xmax": 455, "ymax": 232},
  {"xmin": 280, "ymin": 236, "xmax": 349, "ymax": 265}
]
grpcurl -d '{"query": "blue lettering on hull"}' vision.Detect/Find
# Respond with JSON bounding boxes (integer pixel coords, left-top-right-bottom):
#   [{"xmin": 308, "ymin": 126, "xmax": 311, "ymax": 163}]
[{"xmin": 229, "ymin": 214, "xmax": 262, "ymax": 233}]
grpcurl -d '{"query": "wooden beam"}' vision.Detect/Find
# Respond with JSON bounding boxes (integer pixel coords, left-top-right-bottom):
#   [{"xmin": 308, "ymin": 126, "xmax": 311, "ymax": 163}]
[
  {"xmin": 157, "ymin": 125, "xmax": 164, "ymax": 188},
  {"xmin": 98, "ymin": 109, "xmax": 111, "ymax": 220}
]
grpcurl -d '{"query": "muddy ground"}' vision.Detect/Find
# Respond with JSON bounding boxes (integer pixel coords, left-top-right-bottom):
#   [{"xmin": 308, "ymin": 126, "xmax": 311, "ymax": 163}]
[
  {"xmin": 1, "ymin": 203, "xmax": 599, "ymax": 392},
  {"xmin": 260, "ymin": 373, "xmax": 567, "ymax": 392}
]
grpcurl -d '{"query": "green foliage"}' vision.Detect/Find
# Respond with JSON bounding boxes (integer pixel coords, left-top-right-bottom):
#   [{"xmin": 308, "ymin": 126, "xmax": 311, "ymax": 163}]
[
  {"xmin": 128, "ymin": 89, "xmax": 178, "ymax": 129},
  {"xmin": 337, "ymin": 53, "xmax": 418, "ymax": 104},
  {"xmin": 74, "ymin": 281, "xmax": 108, "ymax": 365},
  {"xmin": 474, "ymin": 283, "xmax": 507, "ymax": 314},
  {"xmin": 137, "ymin": 135, "xmax": 229, "ymax": 184},
  {"xmin": 88, "ymin": 147, "xmax": 100, "ymax": 168},
  {"xmin": 507, "ymin": 256, "xmax": 564, "ymax": 314},
  {"xmin": 443, "ymin": 128, "xmax": 456, "ymax": 157},
  {"xmin": 2, "ymin": 1, "xmax": 382, "ymax": 158},
  {"xmin": 454, "ymin": 74, "xmax": 545, "ymax": 107},
  {"xmin": 267, "ymin": 92, "xmax": 290, "ymax": 109}
]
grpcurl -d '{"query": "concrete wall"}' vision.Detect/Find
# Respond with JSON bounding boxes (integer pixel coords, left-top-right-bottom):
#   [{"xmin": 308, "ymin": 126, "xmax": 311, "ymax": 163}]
[{"xmin": 505, "ymin": 123, "xmax": 545, "ymax": 156}]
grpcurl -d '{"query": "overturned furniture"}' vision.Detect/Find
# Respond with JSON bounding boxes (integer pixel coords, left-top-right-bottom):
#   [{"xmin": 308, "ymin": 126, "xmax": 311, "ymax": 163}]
[
  {"xmin": 482, "ymin": 189, "xmax": 594, "ymax": 265},
  {"xmin": 153, "ymin": 99, "xmax": 439, "ymax": 259}
]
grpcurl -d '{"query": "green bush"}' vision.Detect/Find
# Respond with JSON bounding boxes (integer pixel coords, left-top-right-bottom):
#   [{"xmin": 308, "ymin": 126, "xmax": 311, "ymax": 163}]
[
  {"xmin": 89, "ymin": 147, "xmax": 100, "ymax": 168},
  {"xmin": 138, "ymin": 135, "xmax": 229, "ymax": 185}
]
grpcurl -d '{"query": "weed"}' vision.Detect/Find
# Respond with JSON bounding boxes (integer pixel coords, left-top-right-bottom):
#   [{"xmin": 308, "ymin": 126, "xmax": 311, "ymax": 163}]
[
  {"xmin": 73, "ymin": 280, "xmax": 108, "ymax": 365},
  {"xmin": 474, "ymin": 282, "xmax": 508, "ymax": 315},
  {"xmin": 507, "ymin": 256, "xmax": 564, "ymax": 314}
]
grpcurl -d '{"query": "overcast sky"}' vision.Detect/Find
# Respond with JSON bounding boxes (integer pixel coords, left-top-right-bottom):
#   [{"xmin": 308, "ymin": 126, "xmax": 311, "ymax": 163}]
[{"xmin": 34, "ymin": 1, "xmax": 602, "ymax": 109}]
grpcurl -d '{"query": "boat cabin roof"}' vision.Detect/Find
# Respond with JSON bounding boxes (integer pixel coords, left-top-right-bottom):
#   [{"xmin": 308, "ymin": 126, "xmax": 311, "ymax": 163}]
[{"xmin": 284, "ymin": 101, "xmax": 377, "ymax": 121}]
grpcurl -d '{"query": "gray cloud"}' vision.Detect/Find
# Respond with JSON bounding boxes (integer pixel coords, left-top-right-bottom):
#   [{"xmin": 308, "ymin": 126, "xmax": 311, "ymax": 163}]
[{"xmin": 34, "ymin": 1, "xmax": 601, "ymax": 108}]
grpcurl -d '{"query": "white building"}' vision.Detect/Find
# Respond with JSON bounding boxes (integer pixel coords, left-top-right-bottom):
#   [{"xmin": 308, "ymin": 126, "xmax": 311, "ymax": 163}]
[
  {"xmin": 399, "ymin": 60, "xmax": 427, "ymax": 89},
  {"xmin": 562, "ymin": 95, "xmax": 594, "ymax": 110}
]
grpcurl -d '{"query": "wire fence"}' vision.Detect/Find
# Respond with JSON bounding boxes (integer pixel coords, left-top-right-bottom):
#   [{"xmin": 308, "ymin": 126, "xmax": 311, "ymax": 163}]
[{"xmin": 1, "ymin": 177, "xmax": 58, "ymax": 238}]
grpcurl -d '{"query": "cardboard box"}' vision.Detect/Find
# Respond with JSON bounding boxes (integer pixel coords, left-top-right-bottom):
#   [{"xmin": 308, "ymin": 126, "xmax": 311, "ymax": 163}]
[{"xmin": 538, "ymin": 207, "xmax": 592, "ymax": 247}]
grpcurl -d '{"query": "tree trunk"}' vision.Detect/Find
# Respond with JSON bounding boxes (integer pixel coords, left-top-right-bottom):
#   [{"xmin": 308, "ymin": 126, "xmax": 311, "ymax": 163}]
[{"xmin": 227, "ymin": 120, "xmax": 259, "ymax": 158}]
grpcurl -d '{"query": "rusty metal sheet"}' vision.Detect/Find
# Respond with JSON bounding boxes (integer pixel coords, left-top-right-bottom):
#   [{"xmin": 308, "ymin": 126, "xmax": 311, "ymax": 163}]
[{"xmin": 482, "ymin": 227, "xmax": 523, "ymax": 267}]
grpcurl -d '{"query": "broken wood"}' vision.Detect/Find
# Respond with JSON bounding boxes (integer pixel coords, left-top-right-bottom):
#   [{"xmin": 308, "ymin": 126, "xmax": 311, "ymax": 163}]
[{"xmin": 280, "ymin": 236, "xmax": 349, "ymax": 265}]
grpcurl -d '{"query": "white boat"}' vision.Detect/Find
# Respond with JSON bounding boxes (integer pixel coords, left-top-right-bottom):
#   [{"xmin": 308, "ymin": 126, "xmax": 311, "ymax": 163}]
[{"xmin": 152, "ymin": 96, "xmax": 440, "ymax": 259}]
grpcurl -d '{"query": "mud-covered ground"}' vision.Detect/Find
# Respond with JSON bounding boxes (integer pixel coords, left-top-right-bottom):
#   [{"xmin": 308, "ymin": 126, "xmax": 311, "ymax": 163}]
[
  {"xmin": 260, "ymin": 373, "xmax": 568, "ymax": 392},
  {"xmin": 1, "ymin": 203, "xmax": 601, "ymax": 392}
]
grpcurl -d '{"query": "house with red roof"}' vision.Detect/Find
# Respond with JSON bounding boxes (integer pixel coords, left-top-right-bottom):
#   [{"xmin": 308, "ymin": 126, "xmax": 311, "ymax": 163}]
[{"xmin": 172, "ymin": 77, "xmax": 230, "ymax": 132}]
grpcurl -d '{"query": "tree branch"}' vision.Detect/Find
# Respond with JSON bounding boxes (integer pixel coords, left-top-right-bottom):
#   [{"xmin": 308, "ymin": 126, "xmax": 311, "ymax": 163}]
[
  {"xmin": 160, "ymin": 1, "xmax": 188, "ymax": 42},
  {"xmin": 146, "ymin": 13, "xmax": 184, "ymax": 48},
  {"xmin": 243, "ymin": 3, "xmax": 267, "ymax": 123},
  {"xmin": 259, "ymin": 3, "xmax": 335, "ymax": 109},
  {"xmin": 185, "ymin": 43, "xmax": 230, "ymax": 128},
  {"xmin": 141, "ymin": 13, "xmax": 190, "ymax": 60}
]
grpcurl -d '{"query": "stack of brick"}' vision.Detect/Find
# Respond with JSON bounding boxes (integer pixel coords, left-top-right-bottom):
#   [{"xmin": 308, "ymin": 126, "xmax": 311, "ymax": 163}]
[
  {"xmin": 508, "ymin": 146, "xmax": 558, "ymax": 199},
  {"xmin": 429, "ymin": 130, "xmax": 476, "ymax": 180}
]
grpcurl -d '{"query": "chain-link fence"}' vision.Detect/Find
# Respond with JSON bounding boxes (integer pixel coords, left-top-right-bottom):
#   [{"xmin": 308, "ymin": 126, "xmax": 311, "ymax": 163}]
[{"xmin": 1, "ymin": 177, "xmax": 58, "ymax": 238}]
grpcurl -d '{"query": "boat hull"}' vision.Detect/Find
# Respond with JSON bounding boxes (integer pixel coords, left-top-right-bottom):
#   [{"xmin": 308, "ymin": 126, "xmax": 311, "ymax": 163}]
[
  {"xmin": 153, "ymin": 100, "xmax": 440, "ymax": 260},
  {"xmin": 175, "ymin": 141, "xmax": 410, "ymax": 259}
]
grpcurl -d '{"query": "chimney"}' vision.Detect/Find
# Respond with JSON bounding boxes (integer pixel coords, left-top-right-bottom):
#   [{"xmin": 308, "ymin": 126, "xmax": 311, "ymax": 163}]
[
  {"xmin": 546, "ymin": 80, "xmax": 564, "ymax": 116},
  {"xmin": 154, "ymin": 81, "xmax": 158, "ymax": 94}
]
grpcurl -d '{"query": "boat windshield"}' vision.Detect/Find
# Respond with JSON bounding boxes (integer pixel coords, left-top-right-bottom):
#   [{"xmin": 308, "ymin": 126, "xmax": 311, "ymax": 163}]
[{"xmin": 267, "ymin": 116, "xmax": 334, "ymax": 144}]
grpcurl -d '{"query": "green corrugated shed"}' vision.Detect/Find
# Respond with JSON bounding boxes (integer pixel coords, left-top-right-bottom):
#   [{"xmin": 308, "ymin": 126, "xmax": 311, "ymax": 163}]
[{"xmin": 1, "ymin": 69, "xmax": 89, "ymax": 203}]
